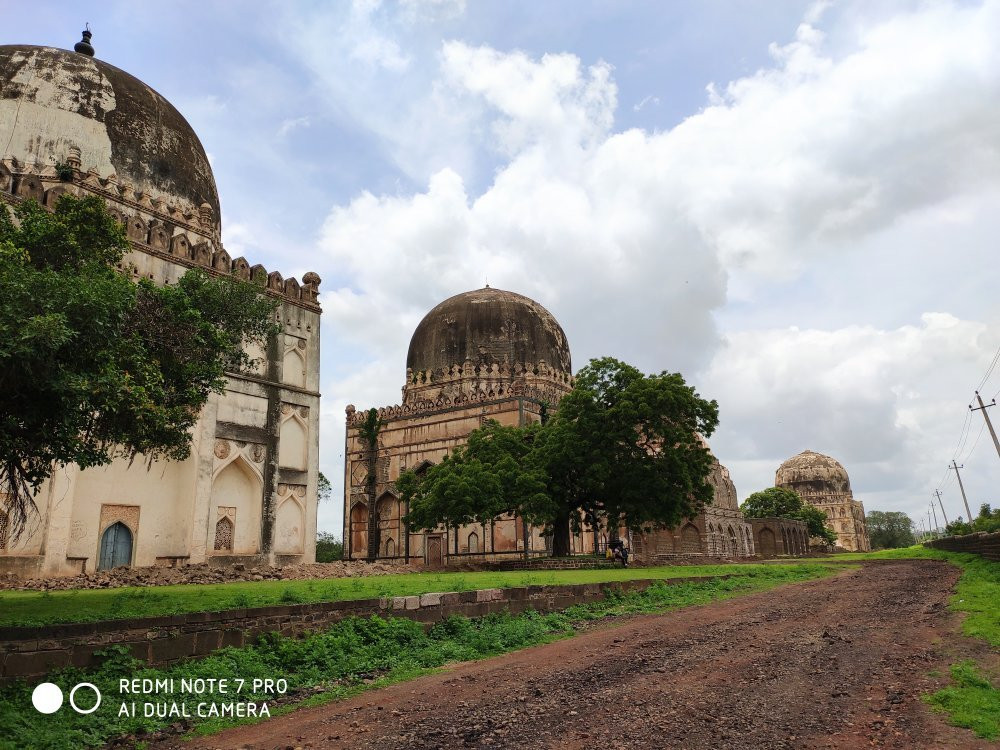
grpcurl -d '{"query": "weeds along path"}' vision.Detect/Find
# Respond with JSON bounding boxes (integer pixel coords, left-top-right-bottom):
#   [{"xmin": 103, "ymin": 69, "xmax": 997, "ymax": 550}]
[{"xmin": 159, "ymin": 560, "xmax": 987, "ymax": 750}]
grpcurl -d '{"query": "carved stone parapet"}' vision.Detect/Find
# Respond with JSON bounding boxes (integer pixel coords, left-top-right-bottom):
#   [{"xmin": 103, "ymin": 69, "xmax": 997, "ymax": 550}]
[{"xmin": 0, "ymin": 163, "xmax": 322, "ymax": 311}]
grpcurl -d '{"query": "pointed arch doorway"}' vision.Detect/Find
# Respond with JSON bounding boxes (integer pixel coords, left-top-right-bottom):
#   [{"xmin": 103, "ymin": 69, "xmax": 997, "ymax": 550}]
[{"xmin": 98, "ymin": 522, "xmax": 133, "ymax": 570}]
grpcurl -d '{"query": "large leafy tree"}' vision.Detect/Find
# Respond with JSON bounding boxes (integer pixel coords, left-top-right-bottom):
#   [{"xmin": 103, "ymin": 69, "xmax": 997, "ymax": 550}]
[
  {"xmin": 536, "ymin": 357, "xmax": 719, "ymax": 556},
  {"xmin": 400, "ymin": 420, "xmax": 549, "ymax": 544},
  {"xmin": 740, "ymin": 486, "xmax": 837, "ymax": 544},
  {"xmin": 401, "ymin": 357, "xmax": 720, "ymax": 558},
  {"xmin": 865, "ymin": 510, "xmax": 915, "ymax": 549},
  {"xmin": 0, "ymin": 196, "xmax": 278, "ymax": 540}
]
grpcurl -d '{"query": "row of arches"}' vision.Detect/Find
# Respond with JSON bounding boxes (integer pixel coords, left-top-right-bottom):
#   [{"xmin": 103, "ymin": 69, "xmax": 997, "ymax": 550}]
[
  {"xmin": 707, "ymin": 523, "xmax": 753, "ymax": 557},
  {"xmin": 781, "ymin": 525, "xmax": 809, "ymax": 556},
  {"xmin": 755, "ymin": 523, "xmax": 810, "ymax": 558}
]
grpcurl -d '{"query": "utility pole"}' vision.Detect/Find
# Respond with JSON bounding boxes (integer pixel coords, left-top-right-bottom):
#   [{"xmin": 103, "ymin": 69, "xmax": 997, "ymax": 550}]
[
  {"xmin": 930, "ymin": 502, "xmax": 939, "ymax": 534},
  {"xmin": 934, "ymin": 489, "xmax": 949, "ymax": 527},
  {"xmin": 971, "ymin": 391, "xmax": 1000, "ymax": 460},
  {"xmin": 949, "ymin": 460, "xmax": 973, "ymax": 524}
]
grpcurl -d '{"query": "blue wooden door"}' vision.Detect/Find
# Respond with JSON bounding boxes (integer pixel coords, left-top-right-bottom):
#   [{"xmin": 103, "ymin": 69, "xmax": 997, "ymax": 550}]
[{"xmin": 98, "ymin": 522, "xmax": 132, "ymax": 570}]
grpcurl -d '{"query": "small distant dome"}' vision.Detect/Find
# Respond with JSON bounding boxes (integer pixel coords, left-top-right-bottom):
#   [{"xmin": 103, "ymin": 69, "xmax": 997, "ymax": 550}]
[
  {"xmin": 775, "ymin": 450, "xmax": 852, "ymax": 496},
  {"xmin": 0, "ymin": 45, "xmax": 220, "ymax": 221},
  {"xmin": 406, "ymin": 287, "xmax": 571, "ymax": 377}
]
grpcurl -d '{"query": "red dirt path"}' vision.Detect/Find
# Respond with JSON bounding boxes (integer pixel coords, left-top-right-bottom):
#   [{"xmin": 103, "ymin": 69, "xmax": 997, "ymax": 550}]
[{"xmin": 154, "ymin": 560, "xmax": 990, "ymax": 749}]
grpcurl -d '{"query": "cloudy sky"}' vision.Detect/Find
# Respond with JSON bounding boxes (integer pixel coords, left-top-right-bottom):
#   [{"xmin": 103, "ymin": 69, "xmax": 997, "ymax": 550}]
[{"xmin": 10, "ymin": 0, "xmax": 1000, "ymax": 536}]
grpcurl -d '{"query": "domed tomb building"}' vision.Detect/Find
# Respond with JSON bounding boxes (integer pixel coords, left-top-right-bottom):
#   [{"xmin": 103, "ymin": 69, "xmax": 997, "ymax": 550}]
[
  {"xmin": 0, "ymin": 36, "xmax": 322, "ymax": 575},
  {"xmin": 344, "ymin": 286, "xmax": 792, "ymax": 564},
  {"xmin": 775, "ymin": 450, "xmax": 870, "ymax": 551},
  {"xmin": 344, "ymin": 287, "xmax": 577, "ymax": 563}
]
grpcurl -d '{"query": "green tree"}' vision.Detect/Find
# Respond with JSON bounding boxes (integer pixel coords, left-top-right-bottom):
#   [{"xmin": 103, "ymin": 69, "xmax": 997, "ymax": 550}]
[
  {"xmin": 399, "ymin": 358, "xmax": 719, "ymax": 558},
  {"xmin": 865, "ymin": 510, "xmax": 916, "ymax": 549},
  {"xmin": 317, "ymin": 471, "xmax": 332, "ymax": 503},
  {"xmin": 536, "ymin": 358, "xmax": 719, "ymax": 556},
  {"xmin": 0, "ymin": 195, "xmax": 278, "ymax": 540},
  {"xmin": 740, "ymin": 486, "xmax": 837, "ymax": 544},
  {"xmin": 400, "ymin": 420, "xmax": 549, "ymax": 553},
  {"xmin": 945, "ymin": 503, "xmax": 1000, "ymax": 535},
  {"xmin": 740, "ymin": 487, "xmax": 803, "ymax": 518},
  {"xmin": 315, "ymin": 531, "xmax": 343, "ymax": 562}
]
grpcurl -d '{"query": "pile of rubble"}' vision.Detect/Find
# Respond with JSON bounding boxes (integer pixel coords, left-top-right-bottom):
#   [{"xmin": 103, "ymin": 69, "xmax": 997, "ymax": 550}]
[{"xmin": 0, "ymin": 559, "xmax": 411, "ymax": 592}]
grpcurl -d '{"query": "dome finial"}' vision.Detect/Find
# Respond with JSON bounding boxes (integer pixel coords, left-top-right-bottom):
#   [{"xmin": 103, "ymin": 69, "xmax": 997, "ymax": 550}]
[{"xmin": 74, "ymin": 24, "xmax": 95, "ymax": 57}]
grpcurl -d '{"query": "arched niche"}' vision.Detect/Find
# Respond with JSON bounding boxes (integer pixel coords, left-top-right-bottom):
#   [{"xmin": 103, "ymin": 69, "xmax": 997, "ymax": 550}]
[
  {"xmin": 282, "ymin": 347, "xmax": 306, "ymax": 388},
  {"xmin": 679, "ymin": 523, "xmax": 702, "ymax": 554},
  {"xmin": 274, "ymin": 496, "xmax": 304, "ymax": 554},
  {"xmin": 350, "ymin": 502, "xmax": 368, "ymax": 557},
  {"xmin": 214, "ymin": 515, "xmax": 234, "ymax": 552},
  {"xmin": 278, "ymin": 411, "xmax": 308, "ymax": 470},
  {"xmin": 210, "ymin": 457, "xmax": 262, "ymax": 554},
  {"xmin": 758, "ymin": 527, "xmax": 776, "ymax": 557}
]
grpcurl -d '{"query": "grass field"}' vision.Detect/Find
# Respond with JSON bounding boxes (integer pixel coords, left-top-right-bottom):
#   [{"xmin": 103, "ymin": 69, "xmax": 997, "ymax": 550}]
[
  {"xmin": 838, "ymin": 545, "xmax": 1000, "ymax": 740},
  {"xmin": 0, "ymin": 563, "xmax": 814, "ymax": 627},
  {"xmin": 0, "ymin": 564, "xmax": 836, "ymax": 750}
]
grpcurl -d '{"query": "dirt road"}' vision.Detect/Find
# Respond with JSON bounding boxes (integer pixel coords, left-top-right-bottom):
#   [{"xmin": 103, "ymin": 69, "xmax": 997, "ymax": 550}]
[{"xmin": 161, "ymin": 560, "xmax": 987, "ymax": 749}]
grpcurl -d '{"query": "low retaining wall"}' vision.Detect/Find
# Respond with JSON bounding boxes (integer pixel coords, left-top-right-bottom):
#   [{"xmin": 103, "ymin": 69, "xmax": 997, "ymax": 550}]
[
  {"xmin": 496, "ymin": 558, "xmax": 618, "ymax": 571},
  {"xmin": 925, "ymin": 531, "xmax": 1000, "ymax": 561},
  {"xmin": 0, "ymin": 575, "xmax": 723, "ymax": 682}
]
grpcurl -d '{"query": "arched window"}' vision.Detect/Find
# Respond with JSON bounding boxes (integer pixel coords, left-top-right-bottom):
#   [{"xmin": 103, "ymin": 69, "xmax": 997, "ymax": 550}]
[
  {"xmin": 468, "ymin": 531, "xmax": 479, "ymax": 554},
  {"xmin": 214, "ymin": 516, "xmax": 234, "ymax": 552},
  {"xmin": 384, "ymin": 537, "xmax": 396, "ymax": 557}
]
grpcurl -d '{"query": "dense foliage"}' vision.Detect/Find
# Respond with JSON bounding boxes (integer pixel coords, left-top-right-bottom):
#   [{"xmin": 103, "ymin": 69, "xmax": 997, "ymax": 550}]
[
  {"xmin": 740, "ymin": 486, "xmax": 838, "ymax": 544},
  {"xmin": 400, "ymin": 419, "xmax": 548, "ymax": 533},
  {"xmin": 0, "ymin": 196, "xmax": 278, "ymax": 540},
  {"xmin": 865, "ymin": 510, "xmax": 916, "ymax": 549},
  {"xmin": 400, "ymin": 357, "xmax": 719, "ymax": 556},
  {"xmin": 315, "ymin": 531, "xmax": 344, "ymax": 562},
  {"xmin": 945, "ymin": 503, "xmax": 1000, "ymax": 536}
]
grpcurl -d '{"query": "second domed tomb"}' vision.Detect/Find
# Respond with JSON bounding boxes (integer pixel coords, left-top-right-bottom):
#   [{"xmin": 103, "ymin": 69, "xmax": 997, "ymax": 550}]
[
  {"xmin": 775, "ymin": 450, "xmax": 870, "ymax": 551},
  {"xmin": 343, "ymin": 287, "xmax": 788, "ymax": 565}
]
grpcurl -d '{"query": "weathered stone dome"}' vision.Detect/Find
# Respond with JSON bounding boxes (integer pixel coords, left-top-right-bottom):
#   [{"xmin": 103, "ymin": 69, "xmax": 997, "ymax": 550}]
[
  {"xmin": 406, "ymin": 287, "xmax": 572, "ymax": 377},
  {"xmin": 775, "ymin": 450, "xmax": 852, "ymax": 496},
  {"xmin": 0, "ymin": 45, "xmax": 220, "ymax": 219}
]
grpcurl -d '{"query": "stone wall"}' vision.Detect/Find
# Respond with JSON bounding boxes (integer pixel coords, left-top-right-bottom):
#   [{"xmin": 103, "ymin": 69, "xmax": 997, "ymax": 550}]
[
  {"xmin": 925, "ymin": 532, "xmax": 1000, "ymax": 561},
  {"xmin": 0, "ymin": 577, "xmax": 724, "ymax": 682}
]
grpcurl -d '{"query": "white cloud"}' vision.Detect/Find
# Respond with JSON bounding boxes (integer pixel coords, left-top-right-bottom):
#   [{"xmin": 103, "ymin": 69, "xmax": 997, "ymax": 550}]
[
  {"xmin": 702, "ymin": 314, "xmax": 1000, "ymax": 523},
  {"xmin": 312, "ymin": 0, "xmax": 1000, "ymax": 532}
]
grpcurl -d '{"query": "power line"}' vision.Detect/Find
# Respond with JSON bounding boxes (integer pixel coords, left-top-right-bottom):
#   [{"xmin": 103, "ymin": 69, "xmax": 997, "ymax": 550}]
[{"xmin": 976, "ymin": 343, "xmax": 1000, "ymax": 393}]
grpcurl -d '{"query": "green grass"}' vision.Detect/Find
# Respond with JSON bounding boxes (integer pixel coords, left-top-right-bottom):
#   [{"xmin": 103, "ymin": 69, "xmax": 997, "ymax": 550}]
[
  {"xmin": 0, "ymin": 563, "xmax": 814, "ymax": 627},
  {"xmin": 925, "ymin": 661, "xmax": 1000, "ymax": 740},
  {"xmin": 0, "ymin": 564, "xmax": 835, "ymax": 750},
  {"xmin": 837, "ymin": 545, "xmax": 1000, "ymax": 739}
]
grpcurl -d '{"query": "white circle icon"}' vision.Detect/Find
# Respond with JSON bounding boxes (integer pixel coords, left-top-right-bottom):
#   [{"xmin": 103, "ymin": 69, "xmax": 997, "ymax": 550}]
[
  {"xmin": 69, "ymin": 682, "xmax": 102, "ymax": 714},
  {"xmin": 31, "ymin": 682, "xmax": 63, "ymax": 714}
]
